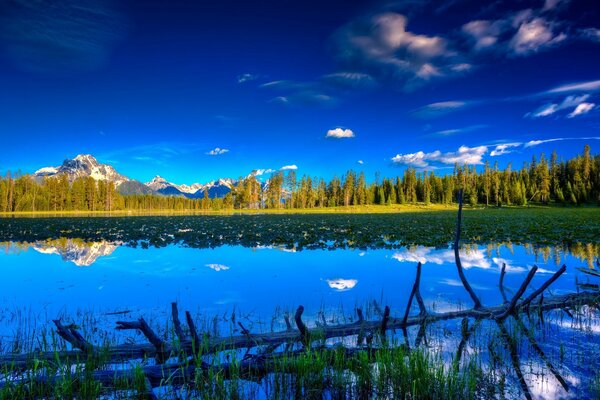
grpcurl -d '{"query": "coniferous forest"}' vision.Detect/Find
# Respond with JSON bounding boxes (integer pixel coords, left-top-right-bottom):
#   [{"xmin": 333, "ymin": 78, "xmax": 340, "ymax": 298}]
[{"xmin": 0, "ymin": 145, "xmax": 598, "ymax": 212}]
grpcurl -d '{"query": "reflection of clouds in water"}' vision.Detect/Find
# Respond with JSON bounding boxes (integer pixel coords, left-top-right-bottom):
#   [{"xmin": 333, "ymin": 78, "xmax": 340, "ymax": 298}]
[
  {"xmin": 550, "ymin": 308, "xmax": 600, "ymax": 333},
  {"xmin": 526, "ymin": 362, "xmax": 580, "ymax": 399},
  {"xmin": 492, "ymin": 257, "xmax": 527, "ymax": 273},
  {"xmin": 326, "ymin": 279, "xmax": 358, "ymax": 291},
  {"xmin": 205, "ymin": 263, "xmax": 230, "ymax": 272},
  {"xmin": 439, "ymin": 278, "xmax": 490, "ymax": 291},
  {"xmin": 253, "ymin": 245, "xmax": 296, "ymax": 253},
  {"xmin": 393, "ymin": 246, "xmax": 491, "ymax": 269}
]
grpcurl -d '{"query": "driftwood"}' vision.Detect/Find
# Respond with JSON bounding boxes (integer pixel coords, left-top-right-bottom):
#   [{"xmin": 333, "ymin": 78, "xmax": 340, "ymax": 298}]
[{"xmin": 1, "ymin": 189, "xmax": 598, "ymax": 398}]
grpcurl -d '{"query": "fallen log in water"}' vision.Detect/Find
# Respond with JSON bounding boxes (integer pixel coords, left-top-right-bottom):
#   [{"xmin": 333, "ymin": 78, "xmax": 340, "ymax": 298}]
[{"xmin": 0, "ymin": 189, "xmax": 598, "ymax": 397}]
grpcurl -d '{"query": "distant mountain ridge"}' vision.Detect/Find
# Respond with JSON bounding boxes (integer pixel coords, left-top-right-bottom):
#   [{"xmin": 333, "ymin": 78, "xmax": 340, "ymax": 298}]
[{"xmin": 33, "ymin": 154, "xmax": 244, "ymax": 198}]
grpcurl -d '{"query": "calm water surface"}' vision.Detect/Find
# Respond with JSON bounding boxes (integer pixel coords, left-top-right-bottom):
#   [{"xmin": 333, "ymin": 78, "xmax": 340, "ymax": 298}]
[{"xmin": 1, "ymin": 239, "xmax": 599, "ymax": 399}]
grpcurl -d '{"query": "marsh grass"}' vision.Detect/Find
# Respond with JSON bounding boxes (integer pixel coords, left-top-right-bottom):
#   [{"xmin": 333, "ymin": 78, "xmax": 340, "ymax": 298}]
[{"xmin": 0, "ymin": 299, "xmax": 598, "ymax": 399}]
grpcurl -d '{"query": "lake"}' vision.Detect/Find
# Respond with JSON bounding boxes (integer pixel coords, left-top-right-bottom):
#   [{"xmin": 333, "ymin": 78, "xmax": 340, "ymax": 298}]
[{"xmin": 0, "ymin": 212, "xmax": 599, "ymax": 399}]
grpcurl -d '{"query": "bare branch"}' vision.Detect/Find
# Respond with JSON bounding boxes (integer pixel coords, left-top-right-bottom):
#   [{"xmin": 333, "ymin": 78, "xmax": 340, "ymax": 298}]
[
  {"xmin": 497, "ymin": 266, "xmax": 538, "ymax": 320},
  {"xmin": 520, "ymin": 265, "xmax": 566, "ymax": 308},
  {"xmin": 171, "ymin": 302, "xmax": 185, "ymax": 342},
  {"xmin": 454, "ymin": 189, "xmax": 483, "ymax": 309}
]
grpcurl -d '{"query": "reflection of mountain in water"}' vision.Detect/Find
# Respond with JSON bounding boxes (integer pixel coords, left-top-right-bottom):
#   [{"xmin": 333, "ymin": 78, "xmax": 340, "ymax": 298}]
[{"xmin": 32, "ymin": 239, "xmax": 119, "ymax": 266}]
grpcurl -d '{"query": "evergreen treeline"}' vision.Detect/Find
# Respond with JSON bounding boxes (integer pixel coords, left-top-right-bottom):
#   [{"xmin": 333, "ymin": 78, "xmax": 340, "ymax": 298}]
[{"xmin": 0, "ymin": 145, "xmax": 598, "ymax": 212}]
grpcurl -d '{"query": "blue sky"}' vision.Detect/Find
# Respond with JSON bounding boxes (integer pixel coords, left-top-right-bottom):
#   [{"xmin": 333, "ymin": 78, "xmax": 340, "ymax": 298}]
[{"xmin": 1, "ymin": 0, "xmax": 599, "ymax": 184}]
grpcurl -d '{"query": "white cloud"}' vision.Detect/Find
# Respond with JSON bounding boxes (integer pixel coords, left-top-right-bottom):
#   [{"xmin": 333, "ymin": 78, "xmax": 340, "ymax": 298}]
[
  {"xmin": 492, "ymin": 257, "xmax": 527, "ymax": 273},
  {"xmin": 321, "ymin": 72, "xmax": 377, "ymax": 89},
  {"xmin": 280, "ymin": 165, "xmax": 298, "ymax": 171},
  {"xmin": 490, "ymin": 143, "xmax": 522, "ymax": 156},
  {"xmin": 334, "ymin": 12, "xmax": 466, "ymax": 90},
  {"xmin": 580, "ymin": 28, "xmax": 600, "ymax": 42},
  {"xmin": 434, "ymin": 124, "xmax": 487, "ymax": 136},
  {"xmin": 546, "ymin": 80, "xmax": 600, "ymax": 94},
  {"xmin": 205, "ymin": 263, "xmax": 230, "ymax": 272},
  {"xmin": 326, "ymin": 279, "xmax": 358, "ymax": 291},
  {"xmin": 567, "ymin": 102, "xmax": 595, "ymax": 118},
  {"xmin": 326, "ymin": 127, "xmax": 355, "ymax": 139},
  {"xmin": 391, "ymin": 151, "xmax": 430, "ymax": 168},
  {"xmin": 526, "ymin": 94, "xmax": 590, "ymax": 118},
  {"xmin": 252, "ymin": 168, "xmax": 275, "ymax": 176},
  {"xmin": 543, "ymin": 0, "xmax": 569, "ymax": 11},
  {"xmin": 524, "ymin": 138, "xmax": 564, "ymax": 147},
  {"xmin": 412, "ymin": 100, "xmax": 469, "ymax": 118},
  {"xmin": 358, "ymin": 160, "xmax": 364, "ymax": 164},
  {"xmin": 237, "ymin": 73, "xmax": 260, "ymax": 83},
  {"xmin": 392, "ymin": 145, "xmax": 488, "ymax": 168},
  {"xmin": 462, "ymin": 20, "xmax": 504, "ymax": 51},
  {"xmin": 392, "ymin": 247, "xmax": 492, "ymax": 270},
  {"xmin": 206, "ymin": 147, "xmax": 229, "ymax": 156},
  {"xmin": 524, "ymin": 137, "xmax": 600, "ymax": 148},
  {"xmin": 509, "ymin": 17, "xmax": 566, "ymax": 56}
]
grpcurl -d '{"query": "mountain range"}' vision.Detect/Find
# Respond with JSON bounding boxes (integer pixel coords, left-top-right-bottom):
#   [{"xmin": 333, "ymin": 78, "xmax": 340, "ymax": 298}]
[{"xmin": 33, "ymin": 154, "xmax": 240, "ymax": 198}]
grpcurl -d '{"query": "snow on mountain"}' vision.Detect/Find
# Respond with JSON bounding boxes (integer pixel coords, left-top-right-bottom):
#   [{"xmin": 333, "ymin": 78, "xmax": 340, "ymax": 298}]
[
  {"xmin": 145, "ymin": 175, "xmax": 236, "ymax": 198},
  {"xmin": 146, "ymin": 175, "xmax": 171, "ymax": 191},
  {"xmin": 34, "ymin": 154, "xmax": 129, "ymax": 187},
  {"xmin": 32, "ymin": 240, "xmax": 119, "ymax": 267},
  {"xmin": 32, "ymin": 154, "xmax": 279, "ymax": 199},
  {"xmin": 34, "ymin": 166, "xmax": 59, "ymax": 176}
]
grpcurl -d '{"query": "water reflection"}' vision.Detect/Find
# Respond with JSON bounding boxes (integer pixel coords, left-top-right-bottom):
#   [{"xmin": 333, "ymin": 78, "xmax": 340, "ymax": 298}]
[
  {"xmin": 205, "ymin": 263, "xmax": 230, "ymax": 272},
  {"xmin": 33, "ymin": 239, "xmax": 119, "ymax": 266},
  {"xmin": 0, "ymin": 239, "xmax": 598, "ymax": 398},
  {"xmin": 326, "ymin": 278, "xmax": 358, "ymax": 291}
]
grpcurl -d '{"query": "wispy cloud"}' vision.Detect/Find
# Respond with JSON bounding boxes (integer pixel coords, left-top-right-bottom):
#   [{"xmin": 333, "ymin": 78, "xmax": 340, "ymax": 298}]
[
  {"xmin": 326, "ymin": 128, "xmax": 355, "ymax": 139},
  {"xmin": 0, "ymin": 0, "xmax": 126, "ymax": 73},
  {"xmin": 490, "ymin": 143, "xmax": 521, "ymax": 156},
  {"xmin": 358, "ymin": 160, "xmax": 364, "ymax": 165},
  {"xmin": 280, "ymin": 165, "xmax": 298, "ymax": 171},
  {"xmin": 237, "ymin": 73, "xmax": 261, "ymax": 83},
  {"xmin": 334, "ymin": 12, "xmax": 469, "ymax": 90},
  {"xmin": 206, "ymin": 147, "xmax": 229, "ymax": 156},
  {"xmin": 412, "ymin": 100, "xmax": 470, "ymax": 118},
  {"xmin": 526, "ymin": 95, "xmax": 591, "ymax": 118},
  {"xmin": 433, "ymin": 124, "xmax": 487, "ymax": 136},
  {"xmin": 567, "ymin": 103, "xmax": 596, "ymax": 118},
  {"xmin": 546, "ymin": 79, "xmax": 600, "ymax": 94},
  {"xmin": 580, "ymin": 28, "xmax": 600, "ymax": 43},
  {"xmin": 524, "ymin": 137, "xmax": 600, "ymax": 147},
  {"xmin": 392, "ymin": 145, "xmax": 487, "ymax": 169},
  {"xmin": 508, "ymin": 15, "xmax": 567, "ymax": 56},
  {"xmin": 251, "ymin": 168, "xmax": 275, "ymax": 176}
]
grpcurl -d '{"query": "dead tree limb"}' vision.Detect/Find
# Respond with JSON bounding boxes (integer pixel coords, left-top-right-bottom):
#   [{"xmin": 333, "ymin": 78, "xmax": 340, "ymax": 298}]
[
  {"xmin": 454, "ymin": 189, "xmax": 483, "ymax": 309},
  {"xmin": 116, "ymin": 318, "xmax": 168, "ymax": 363},
  {"xmin": 520, "ymin": 264, "xmax": 567, "ymax": 308},
  {"xmin": 53, "ymin": 320, "xmax": 93, "ymax": 354},
  {"xmin": 185, "ymin": 311, "xmax": 201, "ymax": 350},
  {"xmin": 379, "ymin": 306, "xmax": 390, "ymax": 337},
  {"xmin": 499, "ymin": 263, "xmax": 508, "ymax": 304},
  {"xmin": 403, "ymin": 262, "xmax": 426, "ymax": 324},
  {"xmin": 2, "ymin": 291, "xmax": 597, "ymax": 370},
  {"xmin": 171, "ymin": 302, "xmax": 186, "ymax": 342},
  {"xmin": 295, "ymin": 305, "xmax": 309, "ymax": 344},
  {"xmin": 496, "ymin": 320, "xmax": 533, "ymax": 400},
  {"xmin": 497, "ymin": 266, "xmax": 538, "ymax": 320}
]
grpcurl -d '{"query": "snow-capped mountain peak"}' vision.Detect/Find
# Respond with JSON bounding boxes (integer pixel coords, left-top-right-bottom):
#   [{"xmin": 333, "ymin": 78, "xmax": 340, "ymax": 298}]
[{"xmin": 34, "ymin": 154, "xmax": 129, "ymax": 187}]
